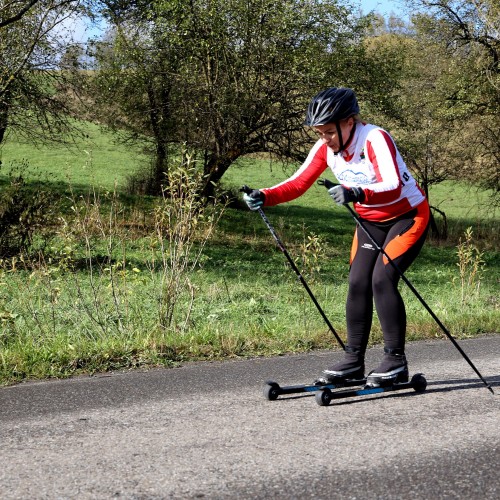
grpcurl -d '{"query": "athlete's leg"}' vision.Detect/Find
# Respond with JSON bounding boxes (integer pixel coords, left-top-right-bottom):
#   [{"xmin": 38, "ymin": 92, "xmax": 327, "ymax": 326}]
[
  {"xmin": 372, "ymin": 204, "xmax": 430, "ymax": 350},
  {"xmin": 318, "ymin": 223, "xmax": 384, "ymax": 383},
  {"xmin": 367, "ymin": 203, "xmax": 430, "ymax": 386},
  {"xmin": 346, "ymin": 222, "xmax": 386, "ymax": 351}
]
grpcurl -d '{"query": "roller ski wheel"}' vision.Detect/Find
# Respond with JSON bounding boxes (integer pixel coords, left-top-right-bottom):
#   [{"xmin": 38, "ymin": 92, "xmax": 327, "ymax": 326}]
[
  {"xmin": 410, "ymin": 373, "xmax": 427, "ymax": 392},
  {"xmin": 315, "ymin": 388, "xmax": 333, "ymax": 406},
  {"xmin": 263, "ymin": 381, "xmax": 281, "ymax": 401}
]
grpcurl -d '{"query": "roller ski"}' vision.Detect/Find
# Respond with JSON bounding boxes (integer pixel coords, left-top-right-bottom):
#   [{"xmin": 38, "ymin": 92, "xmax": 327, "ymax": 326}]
[
  {"xmin": 263, "ymin": 377, "xmax": 366, "ymax": 401},
  {"xmin": 263, "ymin": 373, "xmax": 427, "ymax": 406},
  {"xmin": 313, "ymin": 372, "xmax": 427, "ymax": 406},
  {"xmin": 263, "ymin": 347, "xmax": 427, "ymax": 406}
]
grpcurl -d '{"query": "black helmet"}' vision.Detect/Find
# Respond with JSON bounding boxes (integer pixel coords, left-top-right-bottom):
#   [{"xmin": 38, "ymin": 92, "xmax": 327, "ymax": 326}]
[{"xmin": 305, "ymin": 87, "xmax": 359, "ymax": 126}]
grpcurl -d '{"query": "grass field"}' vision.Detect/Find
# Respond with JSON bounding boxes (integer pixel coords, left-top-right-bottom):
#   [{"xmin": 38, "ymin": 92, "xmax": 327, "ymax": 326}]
[
  {"xmin": 0, "ymin": 122, "xmax": 149, "ymax": 191},
  {"xmin": 0, "ymin": 124, "xmax": 498, "ymax": 385}
]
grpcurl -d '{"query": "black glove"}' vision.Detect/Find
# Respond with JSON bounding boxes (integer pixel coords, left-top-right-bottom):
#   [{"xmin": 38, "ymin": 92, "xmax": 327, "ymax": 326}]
[
  {"xmin": 328, "ymin": 185, "xmax": 365, "ymax": 205},
  {"xmin": 243, "ymin": 189, "xmax": 266, "ymax": 211}
]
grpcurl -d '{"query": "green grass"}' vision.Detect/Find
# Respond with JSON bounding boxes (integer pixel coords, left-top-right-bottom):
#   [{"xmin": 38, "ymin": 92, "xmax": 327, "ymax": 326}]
[
  {"xmin": 0, "ymin": 122, "xmax": 149, "ymax": 191},
  {"xmin": 0, "ymin": 123, "xmax": 498, "ymax": 385}
]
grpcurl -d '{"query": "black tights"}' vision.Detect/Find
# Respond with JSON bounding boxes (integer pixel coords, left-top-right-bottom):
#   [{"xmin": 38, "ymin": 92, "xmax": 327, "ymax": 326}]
[{"xmin": 346, "ymin": 212, "xmax": 429, "ymax": 352}]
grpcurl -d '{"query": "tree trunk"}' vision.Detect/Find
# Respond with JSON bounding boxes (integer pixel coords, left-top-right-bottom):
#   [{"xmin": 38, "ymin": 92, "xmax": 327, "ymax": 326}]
[
  {"xmin": 0, "ymin": 100, "xmax": 9, "ymax": 145},
  {"xmin": 201, "ymin": 149, "xmax": 241, "ymax": 200},
  {"xmin": 429, "ymin": 205, "xmax": 448, "ymax": 240},
  {"xmin": 148, "ymin": 141, "xmax": 168, "ymax": 196},
  {"xmin": 146, "ymin": 81, "xmax": 171, "ymax": 195},
  {"xmin": 422, "ymin": 178, "xmax": 446, "ymax": 240}
]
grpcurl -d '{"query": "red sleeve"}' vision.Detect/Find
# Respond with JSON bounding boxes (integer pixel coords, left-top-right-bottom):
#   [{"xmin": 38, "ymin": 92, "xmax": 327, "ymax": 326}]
[
  {"xmin": 261, "ymin": 142, "xmax": 328, "ymax": 206},
  {"xmin": 362, "ymin": 131, "xmax": 402, "ymax": 205}
]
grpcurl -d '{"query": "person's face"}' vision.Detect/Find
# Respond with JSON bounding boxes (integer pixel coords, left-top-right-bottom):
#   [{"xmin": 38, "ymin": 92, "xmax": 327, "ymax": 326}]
[{"xmin": 314, "ymin": 117, "xmax": 354, "ymax": 152}]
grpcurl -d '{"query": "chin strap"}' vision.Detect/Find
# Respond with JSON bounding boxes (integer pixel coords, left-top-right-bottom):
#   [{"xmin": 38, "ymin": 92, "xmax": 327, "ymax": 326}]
[{"xmin": 334, "ymin": 121, "xmax": 357, "ymax": 154}]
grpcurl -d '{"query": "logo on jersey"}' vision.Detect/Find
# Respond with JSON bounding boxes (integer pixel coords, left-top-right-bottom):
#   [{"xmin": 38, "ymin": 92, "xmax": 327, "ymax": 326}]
[
  {"xmin": 337, "ymin": 169, "xmax": 371, "ymax": 185},
  {"xmin": 361, "ymin": 243, "xmax": 375, "ymax": 251}
]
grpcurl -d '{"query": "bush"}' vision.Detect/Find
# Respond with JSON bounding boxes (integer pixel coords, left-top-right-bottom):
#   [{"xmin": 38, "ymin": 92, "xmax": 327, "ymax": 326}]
[{"xmin": 0, "ymin": 161, "xmax": 59, "ymax": 257}]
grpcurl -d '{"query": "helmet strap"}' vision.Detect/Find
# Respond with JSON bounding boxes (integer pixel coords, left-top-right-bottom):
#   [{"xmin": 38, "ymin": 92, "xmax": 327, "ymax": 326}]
[
  {"xmin": 334, "ymin": 121, "xmax": 356, "ymax": 154},
  {"xmin": 335, "ymin": 122, "xmax": 344, "ymax": 154}
]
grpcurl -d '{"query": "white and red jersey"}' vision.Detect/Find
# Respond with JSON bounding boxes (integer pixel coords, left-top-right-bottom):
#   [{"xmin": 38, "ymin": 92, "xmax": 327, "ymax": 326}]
[{"xmin": 261, "ymin": 123, "xmax": 427, "ymax": 221}]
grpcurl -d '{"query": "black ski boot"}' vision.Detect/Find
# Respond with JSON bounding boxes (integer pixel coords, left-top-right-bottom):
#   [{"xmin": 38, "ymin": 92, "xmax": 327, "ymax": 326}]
[
  {"xmin": 315, "ymin": 346, "xmax": 365, "ymax": 385},
  {"xmin": 366, "ymin": 348, "xmax": 409, "ymax": 387}
]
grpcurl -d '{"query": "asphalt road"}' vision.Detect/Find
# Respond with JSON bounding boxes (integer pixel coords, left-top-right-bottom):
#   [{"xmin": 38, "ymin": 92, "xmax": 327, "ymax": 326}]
[{"xmin": 1, "ymin": 335, "xmax": 499, "ymax": 499}]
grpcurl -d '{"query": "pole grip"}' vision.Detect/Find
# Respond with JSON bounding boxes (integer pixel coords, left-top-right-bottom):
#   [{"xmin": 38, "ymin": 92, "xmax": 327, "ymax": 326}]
[{"xmin": 317, "ymin": 178, "xmax": 338, "ymax": 190}]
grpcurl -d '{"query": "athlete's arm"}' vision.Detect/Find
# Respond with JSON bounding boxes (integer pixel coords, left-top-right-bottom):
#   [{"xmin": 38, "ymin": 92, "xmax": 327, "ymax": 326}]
[
  {"xmin": 261, "ymin": 141, "xmax": 328, "ymax": 206},
  {"xmin": 362, "ymin": 130, "xmax": 402, "ymax": 205}
]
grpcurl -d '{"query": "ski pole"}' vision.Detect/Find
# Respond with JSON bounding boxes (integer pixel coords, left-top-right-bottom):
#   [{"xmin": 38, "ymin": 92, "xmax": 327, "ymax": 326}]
[
  {"xmin": 240, "ymin": 185, "xmax": 345, "ymax": 350},
  {"xmin": 318, "ymin": 178, "xmax": 494, "ymax": 394}
]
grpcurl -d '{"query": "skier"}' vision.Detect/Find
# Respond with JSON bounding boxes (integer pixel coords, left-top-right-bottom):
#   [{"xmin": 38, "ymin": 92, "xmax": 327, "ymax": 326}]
[{"xmin": 243, "ymin": 87, "xmax": 430, "ymax": 387}]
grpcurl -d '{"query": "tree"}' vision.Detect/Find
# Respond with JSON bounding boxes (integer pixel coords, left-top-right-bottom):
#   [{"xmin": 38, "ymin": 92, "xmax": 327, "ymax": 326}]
[
  {"xmin": 90, "ymin": 0, "xmax": 376, "ymax": 197},
  {"xmin": 360, "ymin": 4, "xmax": 499, "ymax": 238},
  {"xmin": 0, "ymin": 0, "xmax": 90, "ymax": 145},
  {"xmin": 0, "ymin": 0, "xmax": 40, "ymax": 29},
  {"xmin": 409, "ymin": 1, "xmax": 500, "ymax": 197}
]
